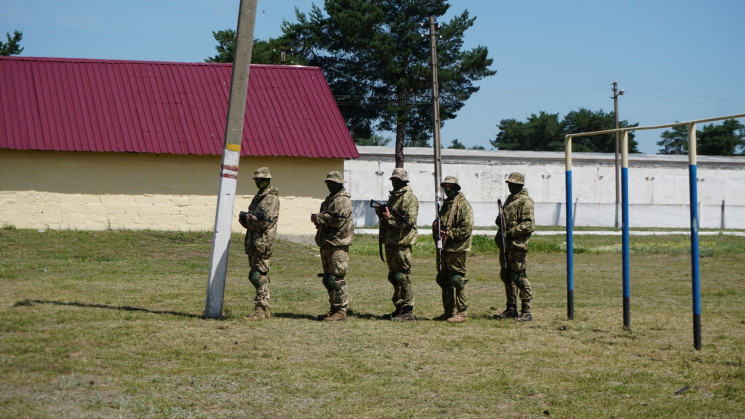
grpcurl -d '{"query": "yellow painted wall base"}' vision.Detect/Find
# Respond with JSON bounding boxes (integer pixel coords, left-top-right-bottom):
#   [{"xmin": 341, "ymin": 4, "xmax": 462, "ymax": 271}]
[{"xmin": 0, "ymin": 150, "xmax": 341, "ymax": 238}]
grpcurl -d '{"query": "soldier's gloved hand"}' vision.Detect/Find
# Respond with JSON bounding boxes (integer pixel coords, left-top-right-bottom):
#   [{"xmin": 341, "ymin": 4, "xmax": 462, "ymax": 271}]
[{"xmin": 238, "ymin": 211, "xmax": 249, "ymax": 228}]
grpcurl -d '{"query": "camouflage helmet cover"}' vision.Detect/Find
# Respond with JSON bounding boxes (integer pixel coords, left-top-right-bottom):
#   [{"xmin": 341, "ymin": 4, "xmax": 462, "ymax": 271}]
[
  {"xmin": 441, "ymin": 175, "xmax": 460, "ymax": 189},
  {"xmin": 506, "ymin": 172, "xmax": 525, "ymax": 185},
  {"xmin": 325, "ymin": 170, "xmax": 345, "ymax": 184},
  {"xmin": 390, "ymin": 168, "xmax": 409, "ymax": 182},
  {"xmin": 253, "ymin": 167, "xmax": 272, "ymax": 179}
]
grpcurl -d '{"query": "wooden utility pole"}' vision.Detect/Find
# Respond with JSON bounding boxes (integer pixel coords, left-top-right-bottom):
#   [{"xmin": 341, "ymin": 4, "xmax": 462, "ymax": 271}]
[
  {"xmin": 428, "ymin": 17, "xmax": 443, "ymax": 201},
  {"xmin": 205, "ymin": 0, "xmax": 258, "ymax": 319}
]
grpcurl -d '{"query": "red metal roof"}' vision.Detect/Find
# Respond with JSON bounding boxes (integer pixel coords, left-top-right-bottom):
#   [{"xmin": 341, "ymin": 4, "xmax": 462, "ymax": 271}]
[{"xmin": 0, "ymin": 56, "xmax": 358, "ymax": 159}]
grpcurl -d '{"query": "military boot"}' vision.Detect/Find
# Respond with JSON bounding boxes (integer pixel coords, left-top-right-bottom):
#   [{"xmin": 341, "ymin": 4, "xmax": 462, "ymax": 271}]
[
  {"xmin": 516, "ymin": 301, "xmax": 532, "ymax": 322},
  {"xmin": 383, "ymin": 306, "xmax": 402, "ymax": 320},
  {"xmin": 392, "ymin": 306, "xmax": 415, "ymax": 322},
  {"xmin": 324, "ymin": 309, "xmax": 347, "ymax": 322},
  {"xmin": 493, "ymin": 305, "xmax": 518, "ymax": 320},
  {"xmin": 246, "ymin": 306, "xmax": 266, "ymax": 321},
  {"xmin": 317, "ymin": 309, "xmax": 334, "ymax": 321},
  {"xmin": 447, "ymin": 311, "xmax": 468, "ymax": 323},
  {"xmin": 433, "ymin": 310, "xmax": 455, "ymax": 321},
  {"xmin": 262, "ymin": 305, "xmax": 271, "ymax": 319}
]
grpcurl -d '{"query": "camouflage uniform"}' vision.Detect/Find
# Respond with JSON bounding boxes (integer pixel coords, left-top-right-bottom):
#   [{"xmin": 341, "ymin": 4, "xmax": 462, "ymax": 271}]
[
  {"xmin": 379, "ymin": 168, "xmax": 419, "ymax": 319},
  {"xmin": 313, "ymin": 171, "xmax": 354, "ymax": 320},
  {"xmin": 495, "ymin": 172, "xmax": 535, "ymax": 321},
  {"xmin": 240, "ymin": 167, "xmax": 280, "ymax": 319},
  {"xmin": 433, "ymin": 176, "xmax": 474, "ymax": 322}
]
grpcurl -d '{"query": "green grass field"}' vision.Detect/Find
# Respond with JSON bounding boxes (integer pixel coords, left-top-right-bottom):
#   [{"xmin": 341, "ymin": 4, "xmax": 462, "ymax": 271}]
[{"xmin": 1, "ymin": 228, "xmax": 744, "ymax": 417}]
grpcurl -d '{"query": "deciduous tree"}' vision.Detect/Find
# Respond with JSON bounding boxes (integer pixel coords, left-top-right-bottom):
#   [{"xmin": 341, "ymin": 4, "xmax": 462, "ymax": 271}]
[
  {"xmin": 492, "ymin": 108, "xmax": 639, "ymax": 153},
  {"xmin": 698, "ymin": 119, "xmax": 745, "ymax": 156},
  {"xmin": 658, "ymin": 119, "xmax": 745, "ymax": 156}
]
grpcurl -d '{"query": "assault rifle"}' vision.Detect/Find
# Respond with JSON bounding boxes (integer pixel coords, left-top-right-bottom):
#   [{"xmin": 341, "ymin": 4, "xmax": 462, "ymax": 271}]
[
  {"xmin": 370, "ymin": 199, "xmax": 416, "ymax": 263},
  {"xmin": 239, "ymin": 210, "xmax": 273, "ymax": 226},
  {"xmin": 434, "ymin": 201, "xmax": 443, "ymax": 272},
  {"xmin": 369, "ymin": 199, "xmax": 416, "ymax": 229},
  {"xmin": 321, "ymin": 210, "xmax": 348, "ymax": 219},
  {"xmin": 496, "ymin": 199, "xmax": 508, "ymax": 270}
]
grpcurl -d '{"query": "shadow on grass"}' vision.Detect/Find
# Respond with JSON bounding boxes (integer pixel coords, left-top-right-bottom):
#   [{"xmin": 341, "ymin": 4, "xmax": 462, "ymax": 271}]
[
  {"xmin": 347, "ymin": 309, "xmax": 385, "ymax": 320},
  {"xmin": 15, "ymin": 299, "xmax": 467, "ymax": 323},
  {"xmin": 272, "ymin": 310, "xmax": 387, "ymax": 321},
  {"xmin": 272, "ymin": 311, "xmax": 323, "ymax": 321},
  {"xmin": 14, "ymin": 299, "xmax": 204, "ymax": 319}
]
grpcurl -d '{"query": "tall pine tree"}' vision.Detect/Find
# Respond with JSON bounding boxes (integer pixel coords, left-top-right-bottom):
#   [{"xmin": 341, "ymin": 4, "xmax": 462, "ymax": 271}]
[{"xmin": 282, "ymin": 0, "xmax": 495, "ymax": 167}]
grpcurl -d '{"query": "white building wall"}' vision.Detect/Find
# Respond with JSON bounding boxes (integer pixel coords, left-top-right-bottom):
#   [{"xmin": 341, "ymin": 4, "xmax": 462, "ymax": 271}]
[
  {"xmin": 0, "ymin": 150, "xmax": 339, "ymax": 240},
  {"xmin": 347, "ymin": 147, "xmax": 745, "ymax": 229}
]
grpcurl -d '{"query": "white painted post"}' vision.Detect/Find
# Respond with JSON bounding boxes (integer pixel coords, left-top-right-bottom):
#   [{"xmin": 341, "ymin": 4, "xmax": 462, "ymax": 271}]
[{"xmin": 205, "ymin": 0, "xmax": 258, "ymax": 319}]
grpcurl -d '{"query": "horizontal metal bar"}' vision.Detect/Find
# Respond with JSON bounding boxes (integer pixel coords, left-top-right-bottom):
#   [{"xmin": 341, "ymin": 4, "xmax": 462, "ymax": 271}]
[{"xmin": 565, "ymin": 112, "xmax": 745, "ymax": 139}]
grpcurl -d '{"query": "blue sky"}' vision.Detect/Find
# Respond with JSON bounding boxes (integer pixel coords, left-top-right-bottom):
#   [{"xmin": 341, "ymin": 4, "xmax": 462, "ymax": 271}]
[{"xmin": 3, "ymin": 0, "xmax": 744, "ymax": 154}]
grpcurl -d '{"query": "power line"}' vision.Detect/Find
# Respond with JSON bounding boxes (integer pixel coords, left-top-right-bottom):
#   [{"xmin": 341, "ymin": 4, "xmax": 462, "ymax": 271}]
[
  {"xmin": 623, "ymin": 81, "xmax": 745, "ymax": 106},
  {"xmin": 628, "ymin": 90, "xmax": 745, "ymax": 109}
]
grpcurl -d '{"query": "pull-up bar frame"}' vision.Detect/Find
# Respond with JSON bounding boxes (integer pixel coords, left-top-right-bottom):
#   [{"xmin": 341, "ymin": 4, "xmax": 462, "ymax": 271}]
[{"xmin": 564, "ymin": 112, "xmax": 745, "ymax": 351}]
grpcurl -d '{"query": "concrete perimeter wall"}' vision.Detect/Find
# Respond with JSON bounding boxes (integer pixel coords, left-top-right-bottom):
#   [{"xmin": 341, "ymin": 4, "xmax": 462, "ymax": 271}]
[
  {"xmin": 347, "ymin": 147, "xmax": 745, "ymax": 229},
  {"xmin": 0, "ymin": 150, "xmax": 339, "ymax": 239}
]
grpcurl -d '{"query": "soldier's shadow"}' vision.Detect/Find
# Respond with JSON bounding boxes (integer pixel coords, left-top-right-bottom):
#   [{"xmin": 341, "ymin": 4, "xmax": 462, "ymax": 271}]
[
  {"xmin": 14, "ymin": 299, "xmax": 203, "ymax": 319},
  {"xmin": 271, "ymin": 312, "xmax": 321, "ymax": 321},
  {"xmin": 272, "ymin": 310, "xmax": 384, "ymax": 321},
  {"xmin": 347, "ymin": 310, "xmax": 383, "ymax": 320}
]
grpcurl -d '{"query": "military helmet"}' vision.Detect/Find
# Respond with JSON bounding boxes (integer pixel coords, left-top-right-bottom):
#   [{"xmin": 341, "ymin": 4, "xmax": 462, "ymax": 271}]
[
  {"xmin": 253, "ymin": 167, "xmax": 272, "ymax": 179},
  {"xmin": 390, "ymin": 168, "xmax": 409, "ymax": 182},
  {"xmin": 441, "ymin": 175, "xmax": 461, "ymax": 190},
  {"xmin": 325, "ymin": 170, "xmax": 345, "ymax": 184},
  {"xmin": 506, "ymin": 172, "xmax": 525, "ymax": 185}
]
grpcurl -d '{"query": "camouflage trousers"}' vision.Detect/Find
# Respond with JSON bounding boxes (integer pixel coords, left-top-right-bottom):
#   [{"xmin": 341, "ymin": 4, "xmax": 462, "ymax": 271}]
[
  {"xmin": 435, "ymin": 251, "xmax": 468, "ymax": 313},
  {"xmin": 247, "ymin": 254, "xmax": 271, "ymax": 308},
  {"xmin": 320, "ymin": 244, "xmax": 349, "ymax": 311},
  {"xmin": 385, "ymin": 244, "xmax": 414, "ymax": 309},
  {"xmin": 498, "ymin": 248, "xmax": 532, "ymax": 306}
]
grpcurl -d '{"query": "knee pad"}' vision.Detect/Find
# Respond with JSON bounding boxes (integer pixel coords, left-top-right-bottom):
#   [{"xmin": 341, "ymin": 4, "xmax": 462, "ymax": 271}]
[
  {"xmin": 248, "ymin": 270, "xmax": 262, "ymax": 288},
  {"xmin": 323, "ymin": 273, "xmax": 340, "ymax": 291},
  {"xmin": 450, "ymin": 274, "xmax": 465, "ymax": 291},
  {"xmin": 512, "ymin": 271, "xmax": 522, "ymax": 285},
  {"xmin": 394, "ymin": 272, "xmax": 405, "ymax": 287}
]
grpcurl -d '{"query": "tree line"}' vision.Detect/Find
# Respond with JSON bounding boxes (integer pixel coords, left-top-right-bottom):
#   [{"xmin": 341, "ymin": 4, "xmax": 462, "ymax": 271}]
[
  {"xmin": 7, "ymin": 0, "xmax": 743, "ymax": 158},
  {"xmin": 205, "ymin": 0, "xmax": 744, "ymax": 157}
]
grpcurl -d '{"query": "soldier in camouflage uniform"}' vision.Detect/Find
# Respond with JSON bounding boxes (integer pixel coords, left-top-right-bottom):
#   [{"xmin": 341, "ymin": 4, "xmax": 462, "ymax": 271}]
[
  {"xmin": 375, "ymin": 168, "xmax": 419, "ymax": 321},
  {"xmin": 494, "ymin": 172, "xmax": 535, "ymax": 322},
  {"xmin": 239, "ymin": 167, "xmax": 280, "ymax": 321},
  {"xmin": 432, "ymin": 176, "xmax": 474, "ymax": 323},
  {"xmin": 311, "ymin": 171, "xmax": 354, "ymax": 322}
]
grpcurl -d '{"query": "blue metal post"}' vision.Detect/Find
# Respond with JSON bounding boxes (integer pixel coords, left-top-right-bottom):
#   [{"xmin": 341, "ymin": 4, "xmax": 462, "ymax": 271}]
[
  {"xmin": 621, "ymin": 131, "xmax": 630, "ymax": 328},
  {"xmin": 565, "ymin": 136, "xmax": 574, "ymax": 320},
  {"xmin": 688, "ymin": 124, "xmax": 702, "ymax": 350}
]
